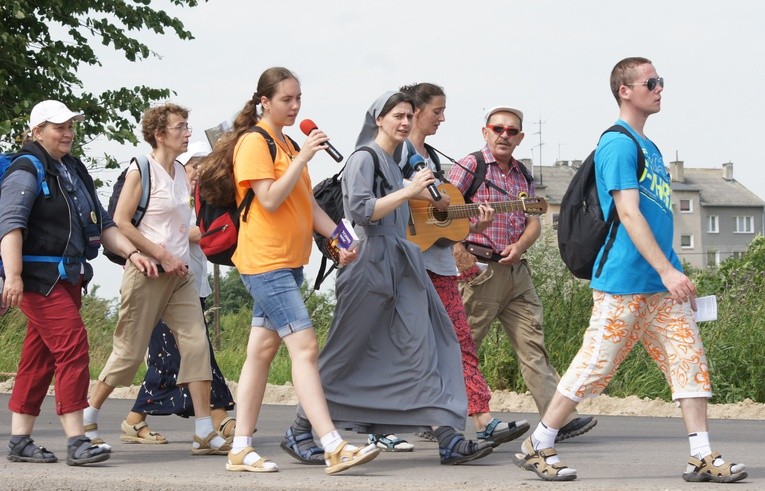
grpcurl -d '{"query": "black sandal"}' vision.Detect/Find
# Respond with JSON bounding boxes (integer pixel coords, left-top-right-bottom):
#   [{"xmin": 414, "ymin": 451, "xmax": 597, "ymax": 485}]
[
  {"xmin": 7, "ymin": 436, "xmax": 58, "ymax": 463},
  {"xmin": 67, "ymin": 436, "xmax": 110, "ymax": 466},
  {"xmin": 280, "ymin": 427, "xmax": 324, "ymax": 465}
]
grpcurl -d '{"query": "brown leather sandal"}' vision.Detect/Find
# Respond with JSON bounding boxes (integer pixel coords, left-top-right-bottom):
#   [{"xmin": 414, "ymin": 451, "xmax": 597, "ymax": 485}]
[
  {"xmin": 324, "ymin": 441, "xmax": 380, "ymax": 475},
  {"xmin": 216, "ymin": 417, "xmax": 236, "ymax": 443},
  {"xmin": 682, "ymin": 452, "xmax": 747, "ymax": 483},
  {"xmin": 511, "ymin": 437, "xmax": 577, "ymax": 481},
  {"xmin": 191, "ymin": 431, "xmax": 231, "ymax": 455},
  {"xmin": 120, "ymin": 420, "xmax": 167, "ymax": 444}
]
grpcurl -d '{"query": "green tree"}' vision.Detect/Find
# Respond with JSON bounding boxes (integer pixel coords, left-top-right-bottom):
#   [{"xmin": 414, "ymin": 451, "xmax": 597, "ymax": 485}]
[{"xmin": 0, "ymin": 0, "xmax": 204, "ymax": 176}]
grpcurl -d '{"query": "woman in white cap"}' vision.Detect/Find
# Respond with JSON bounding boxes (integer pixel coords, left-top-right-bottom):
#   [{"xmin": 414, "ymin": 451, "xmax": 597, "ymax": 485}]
[
  {"xmin": 119, "ymin": 141, "xmax": 236, "ymax": 446},
  {"xmin": 0, "ymin": 100, "xmax": 156, "ymax": 465}
]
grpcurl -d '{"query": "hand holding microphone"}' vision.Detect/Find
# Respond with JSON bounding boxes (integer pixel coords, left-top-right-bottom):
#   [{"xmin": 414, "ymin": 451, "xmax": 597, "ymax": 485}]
[
  {"xmin": 299, "ymin": 119, "xmax": 343, "ymax": 162},
  {"xmin": 409, "ymin": 154, "xmax": 442, "ymax": 201}
]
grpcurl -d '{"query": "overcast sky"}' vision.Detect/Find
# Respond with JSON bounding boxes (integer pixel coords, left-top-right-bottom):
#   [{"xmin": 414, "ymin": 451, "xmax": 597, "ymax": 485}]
[{"xmin": 81, "ymin": 0, "xmax": 765, "ymax": 300}]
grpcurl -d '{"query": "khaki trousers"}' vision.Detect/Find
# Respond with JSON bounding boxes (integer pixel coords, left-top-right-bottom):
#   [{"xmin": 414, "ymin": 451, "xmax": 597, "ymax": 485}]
[
  {"xmin": 99, "ymin": 262, "xmax": 211, "ymax": 387},
  {"xmin": 459, "ymin": 259, "xmax": 578, "ymax": 423}
]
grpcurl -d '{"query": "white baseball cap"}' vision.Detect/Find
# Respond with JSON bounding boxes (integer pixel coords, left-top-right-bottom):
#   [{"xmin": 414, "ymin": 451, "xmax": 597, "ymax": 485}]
[
  {"xmin": 29, "ymin": 100, "xmax": 85, "ymax": 129},
  {"xmin": 484, "ymin": 106, "xmax": 524, "ymax": 125},
  {"xmin": 178, "ymin": 141, "xmax": 211, "ymax": 166}
]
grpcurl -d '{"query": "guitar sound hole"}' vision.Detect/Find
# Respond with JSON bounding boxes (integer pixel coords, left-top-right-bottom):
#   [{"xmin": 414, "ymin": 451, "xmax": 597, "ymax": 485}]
[{"xmin": 432, "ymin": 209, "xmax": 448, "ymax": 223}]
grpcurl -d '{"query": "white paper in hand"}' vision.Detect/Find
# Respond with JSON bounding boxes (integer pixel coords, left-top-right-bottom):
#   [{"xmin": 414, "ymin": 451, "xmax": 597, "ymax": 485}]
[{"xmin": 693, "ymin": 295, "xmax": 717, "ymax": 323}]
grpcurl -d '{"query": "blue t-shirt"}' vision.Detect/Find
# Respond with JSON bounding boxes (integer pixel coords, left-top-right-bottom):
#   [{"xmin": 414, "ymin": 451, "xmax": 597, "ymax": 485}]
[{"xmin": 589, "ymin": 120, "xmax": 682, "ymax": 294}]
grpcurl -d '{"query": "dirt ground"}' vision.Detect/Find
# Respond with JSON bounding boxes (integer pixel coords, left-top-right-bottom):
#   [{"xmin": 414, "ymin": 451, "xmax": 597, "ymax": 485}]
[{"xmin": 4, "ymin": 379, "xmax": 760, "ymax": 420}]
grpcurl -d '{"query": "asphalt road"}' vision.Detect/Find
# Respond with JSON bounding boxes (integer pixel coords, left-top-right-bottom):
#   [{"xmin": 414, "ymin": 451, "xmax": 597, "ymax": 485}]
[{"xmin": 1, "ymin": 394, "xmax": 762, "ymax": 490}]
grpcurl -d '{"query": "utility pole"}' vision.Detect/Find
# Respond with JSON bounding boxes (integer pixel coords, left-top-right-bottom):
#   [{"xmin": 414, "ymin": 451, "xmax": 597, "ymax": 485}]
[{"xmin": 531, "ymin": 116, "xmax": 545, "ymax": 185}]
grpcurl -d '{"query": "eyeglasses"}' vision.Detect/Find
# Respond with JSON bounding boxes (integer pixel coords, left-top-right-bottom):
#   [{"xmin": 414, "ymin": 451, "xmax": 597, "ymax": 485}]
[
  {"xmin": 486, "ymin": 124, "xmax": 521, "ymax": 136},
  {"xmin": 626, "ymin": 77, "xmax": 664, "ymax": 91},
  {"xmin": 167, "ymin": 124, "xmax": 192, "ymax": 133}
]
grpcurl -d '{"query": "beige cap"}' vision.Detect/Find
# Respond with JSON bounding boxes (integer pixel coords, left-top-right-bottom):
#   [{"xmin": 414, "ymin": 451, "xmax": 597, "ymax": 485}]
[{"xmin": 484, "ymin": 106, "xmax": 524, "ymax": 125}]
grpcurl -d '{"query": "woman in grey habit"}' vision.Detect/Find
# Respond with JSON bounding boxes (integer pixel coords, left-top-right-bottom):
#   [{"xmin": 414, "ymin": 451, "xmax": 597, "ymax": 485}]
[{"xmin": 281, "ymin": 91, "xmax": 494, "ymax": 466}]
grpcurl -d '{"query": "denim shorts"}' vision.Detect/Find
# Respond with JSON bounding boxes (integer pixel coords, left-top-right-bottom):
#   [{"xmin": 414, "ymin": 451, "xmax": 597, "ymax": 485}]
[{"xmin": 240, "ymin": 267, "xmax": 313, "ymax": 338}]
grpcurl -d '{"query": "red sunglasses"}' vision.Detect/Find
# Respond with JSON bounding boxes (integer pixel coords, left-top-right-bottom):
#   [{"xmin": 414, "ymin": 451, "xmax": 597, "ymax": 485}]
[{"xmin": 486, "ymin": 124, "xmax": 520, "ymax": 136}]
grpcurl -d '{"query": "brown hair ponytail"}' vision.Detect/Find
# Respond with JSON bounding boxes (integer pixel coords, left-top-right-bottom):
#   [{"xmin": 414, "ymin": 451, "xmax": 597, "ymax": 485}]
[{"xmin": 197, "ymin": 67, "xmax": 298, "ymax": 207}]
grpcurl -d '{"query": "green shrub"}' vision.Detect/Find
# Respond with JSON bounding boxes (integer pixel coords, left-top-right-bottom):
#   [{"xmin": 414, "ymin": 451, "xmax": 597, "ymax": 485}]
[{"xmin": 2, "ymin": 234, "xmax": 763, "ymax": 404}]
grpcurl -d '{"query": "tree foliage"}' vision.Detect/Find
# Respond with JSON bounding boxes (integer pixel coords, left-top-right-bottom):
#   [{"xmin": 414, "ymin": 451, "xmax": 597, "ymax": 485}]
[{"xmin": 0, "ymin": 0, "xmax": 203, "ymax": 170}]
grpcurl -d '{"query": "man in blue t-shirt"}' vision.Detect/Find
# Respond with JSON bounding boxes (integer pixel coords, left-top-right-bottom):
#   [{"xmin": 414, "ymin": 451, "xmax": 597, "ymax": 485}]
[{"xmin": 511, "ymin": 57, "xmax": 747, "ymax": 484}]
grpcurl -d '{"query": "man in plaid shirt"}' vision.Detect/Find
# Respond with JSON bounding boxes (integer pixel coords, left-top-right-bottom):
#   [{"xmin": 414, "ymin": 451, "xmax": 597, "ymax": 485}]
[{"xmin": 448, "ymin": 106, "xmax": 596, "ymax": 443}]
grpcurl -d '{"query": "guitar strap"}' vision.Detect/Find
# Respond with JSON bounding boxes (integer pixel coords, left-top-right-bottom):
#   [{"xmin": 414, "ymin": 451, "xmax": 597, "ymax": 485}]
[{"xmin": 424, "ymin": 146, "xmax": 526, "ymax": 202}]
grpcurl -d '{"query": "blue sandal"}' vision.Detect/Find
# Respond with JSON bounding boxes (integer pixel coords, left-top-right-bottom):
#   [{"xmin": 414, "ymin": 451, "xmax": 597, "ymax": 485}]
[
  {"xmin": 439, "ymin": 434, "xmax": 493, "ymax": 465},
  {"xmin": 476, "ymin": 418, "xmax": 530, "ymax": 448},
  {"xmin": 280, "ymin": 427, "xmax": 324, "ymax": 465}
]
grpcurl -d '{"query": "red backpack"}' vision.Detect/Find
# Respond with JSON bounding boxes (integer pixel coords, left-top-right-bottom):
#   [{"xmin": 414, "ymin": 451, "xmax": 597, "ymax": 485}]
[{"xmin": 195, "ymin": 127, "xmax": 299, "ymax": 266}]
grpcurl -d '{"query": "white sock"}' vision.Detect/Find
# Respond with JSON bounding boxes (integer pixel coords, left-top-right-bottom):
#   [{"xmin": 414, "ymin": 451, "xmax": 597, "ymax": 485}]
[
  {"xmin": 83, "ymin": 406, "xmax": 100, "ymax": 439},
  {"xmin": 689, "ymin": 432, "xmax": 712, "ymax": 460},
  {"xmin": 83, "ymin": 406, "xmax": 99, "ymax": 425},
  {"xmin": 320, "ymin": 430, "xmax": 354, "ymax": 454},
  {"xmin": 532, "ymin": 422, "xmax": 558, "ymax": 450},
  {"xmin": 194, "ymin": 416, "xmax": 226, "ymax": 449},
  {"xmin": 531, "ymin": 422, "xmax": 561, "ymax": 465},
  {"xmin": 232, "ymin": 436, "xmax": 252, "ymax": 453}
]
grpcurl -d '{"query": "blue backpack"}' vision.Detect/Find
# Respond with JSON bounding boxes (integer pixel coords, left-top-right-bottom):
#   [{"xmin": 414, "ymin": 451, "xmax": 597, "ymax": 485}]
[{"xmin": 0, "ymin": 153, "xmax": 51, "ymax": 199}]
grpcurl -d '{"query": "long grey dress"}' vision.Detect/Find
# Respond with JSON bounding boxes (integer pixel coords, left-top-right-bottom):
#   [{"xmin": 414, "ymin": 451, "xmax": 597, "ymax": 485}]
[{"xmin": 318, "ymin": 141, "xmax": 468, "ymax": 434}]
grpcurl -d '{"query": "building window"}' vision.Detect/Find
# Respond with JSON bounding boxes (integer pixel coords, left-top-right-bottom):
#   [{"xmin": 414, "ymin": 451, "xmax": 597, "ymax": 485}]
[
  {"xmin": 707, "ymin": 215, "xmax": 719, "ymax": 233},
  {"xmin": 680, "ymin": 234, "xmax": 694, "ymax": 249},
  {"xmin": 735, "ymin": 216, "xmax": 754, "ymax": 233},
  {"xmin": 732, "ymin": 251, "xmax": 745, "ymax": 260},
  {"xmin": 706, "ymin": 250, "xmax": 720, "ymax": 268},
  {"xmin": 679, "ymin": 199, "xmax": 693, "ymax": 213}
]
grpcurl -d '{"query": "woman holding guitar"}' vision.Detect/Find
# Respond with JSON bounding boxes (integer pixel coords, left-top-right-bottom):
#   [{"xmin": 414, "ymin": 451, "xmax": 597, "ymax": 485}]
[{"xmin": 397, "ymin": 83, "xmax": 530, "ymax": 448}]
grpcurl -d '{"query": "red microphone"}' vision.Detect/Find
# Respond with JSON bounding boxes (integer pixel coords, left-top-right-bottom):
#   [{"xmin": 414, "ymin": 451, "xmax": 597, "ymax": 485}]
[{"xmin": 300, "ymin": 119, "xmax": 344, "ymax": 162}]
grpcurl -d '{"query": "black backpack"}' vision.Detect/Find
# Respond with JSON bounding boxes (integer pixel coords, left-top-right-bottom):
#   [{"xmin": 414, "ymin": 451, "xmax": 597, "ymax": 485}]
[
  {"xmin": 104, "ymin": 156, "xmax": 151, "ymax": 265},
  {"xmin": 312, "ymin": 146, "xmax": 390, "ymax": 290},
  {"xmin": 556, "ymin": 125, "xmax": 646, "ymax": 280},
  {"xmin": 196, "ymin": 126, "xmax": 299, "ymax": 266}
]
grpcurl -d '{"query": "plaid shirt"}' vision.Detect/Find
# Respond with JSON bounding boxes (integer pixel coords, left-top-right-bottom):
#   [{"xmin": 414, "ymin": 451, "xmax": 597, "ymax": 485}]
[{"xmin": 448, "ymin": 146, "xmax": 535, "ymax": 253}]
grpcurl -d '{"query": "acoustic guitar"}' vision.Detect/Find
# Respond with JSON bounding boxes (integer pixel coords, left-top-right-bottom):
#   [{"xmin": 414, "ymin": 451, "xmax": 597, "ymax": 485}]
[{"xmin": 406, "ymin": 182, "xmax": 548, "ymax": 251}]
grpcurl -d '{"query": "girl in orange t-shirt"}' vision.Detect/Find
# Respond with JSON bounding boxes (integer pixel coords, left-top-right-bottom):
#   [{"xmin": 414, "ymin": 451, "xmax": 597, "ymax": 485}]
[{"xmin": 201, "ymin": 66, "xmax": 378, "ymax": 475}]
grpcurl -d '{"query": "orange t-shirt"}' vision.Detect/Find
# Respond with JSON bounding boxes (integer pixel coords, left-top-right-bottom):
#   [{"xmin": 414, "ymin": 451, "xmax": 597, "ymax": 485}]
[{"xmin": 231, "ymin": 122, "xmax": 313, "ymax": 274}]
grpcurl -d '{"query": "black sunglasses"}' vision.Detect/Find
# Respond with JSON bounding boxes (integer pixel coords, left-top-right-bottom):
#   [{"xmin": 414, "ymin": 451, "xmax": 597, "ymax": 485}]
[
  {"xmin": 627, "ymin": 77, "xmax": 664, "ymax": 91},
  {"xmin": 486, "ymin": 124, "xmax": 521, "ymax": 136}
]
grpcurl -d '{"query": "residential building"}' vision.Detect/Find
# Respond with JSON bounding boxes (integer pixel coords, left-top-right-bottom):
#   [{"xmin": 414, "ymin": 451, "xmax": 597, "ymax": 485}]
[{"xmin": 532, "ymin": 160, "xmax": 765, "ymax": 269}]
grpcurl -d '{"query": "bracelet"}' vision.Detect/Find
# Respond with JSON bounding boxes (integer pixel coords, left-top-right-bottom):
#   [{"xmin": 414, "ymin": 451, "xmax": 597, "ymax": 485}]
[{"xmin": 127, "ymin": 250, "xmax": 140, "ymax": 260}]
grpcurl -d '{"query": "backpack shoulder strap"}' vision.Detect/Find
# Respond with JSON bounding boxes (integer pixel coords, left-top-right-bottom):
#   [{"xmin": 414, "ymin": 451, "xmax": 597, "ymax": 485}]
[
  {"xmin": 248, "ymin": 126, "xmax": 278, "ymax": 162},
  {"xmin": 6, "ymin": 154, "xmax": 51, "ymax": 199},
  {"xmin": 463, "ymin": 151, "xmax": 486, "ymax": 201},
  {"xmin": 356, "ymin": 146, "xmax": 392, "ymax": 198},
  {"xmin": 601, "ymin": 124, "xmax": 646, "ymax": 180},
  {"xmin": 247, "ymin": 126, "xmax": 302, "ymax": 163},
  {"xmin": 285, "ymin": 134, "xmax": 301, "ymax": 152},
  {"xmin": 131, "ymin": 155, "xmax": 152, "ymax": 226},
  {"xmin": 591, "ymin": 125, "xmax": 647, "ymax": 278},
  {"xmin": 17, "ymin": 154, "xmax": 51, "ymax": 198},
  {"xmin": 516, "ymin": 159, "xmax": 534, "ymax": 186}
]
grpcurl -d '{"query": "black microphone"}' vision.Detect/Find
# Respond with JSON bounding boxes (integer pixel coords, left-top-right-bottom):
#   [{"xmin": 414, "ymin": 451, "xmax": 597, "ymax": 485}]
[
  {"xmin": 300, "ymin": 119, "xmax": 343, "ymax": 162},
  {"xmin": 409, "ymin": 154, "xmax": 441, "ymax": 201}
]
